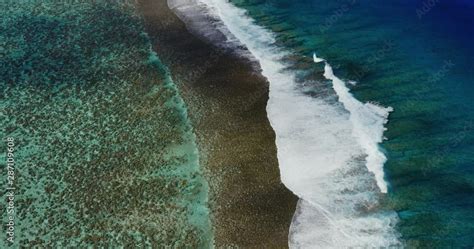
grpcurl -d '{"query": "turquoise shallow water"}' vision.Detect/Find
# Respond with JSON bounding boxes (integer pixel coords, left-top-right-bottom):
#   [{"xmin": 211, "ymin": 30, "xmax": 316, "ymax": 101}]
[
  {"xmin": 229, "ymin": 0, "xmax": 473, "ymax": 247},
  {"xmin": 1, "ymin": 1, "xmax": 211, "ymax": 247}
]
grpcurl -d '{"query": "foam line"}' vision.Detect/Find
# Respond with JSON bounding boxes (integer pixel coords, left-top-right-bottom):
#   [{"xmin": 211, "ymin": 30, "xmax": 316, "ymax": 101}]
[
  {"xmin": 323, "ymin": 62, "xmax": 393, "ymax": 193},
  {"xmin": 188, "ymin": 0, "xmax": 401, "ymax": 247}
]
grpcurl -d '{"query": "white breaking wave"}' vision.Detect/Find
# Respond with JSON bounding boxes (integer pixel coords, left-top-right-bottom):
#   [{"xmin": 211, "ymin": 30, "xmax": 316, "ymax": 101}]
[
  {"xmin": 323, "ymin": 63, "xmax": 393, "ymax": 193},
  {"xmin": 313, "ymin": 52, "xmax": 325, "ymax": 63},
  {"xmin": 348, "ymin": 80, "xmax": 358, "ymax": 86},
  {"xmin": 185, "ymin": 0, "xmax": 402, "ymax": 247}
]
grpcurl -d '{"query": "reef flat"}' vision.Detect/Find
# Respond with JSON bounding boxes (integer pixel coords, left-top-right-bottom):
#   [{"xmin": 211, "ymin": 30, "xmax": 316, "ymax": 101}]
[{"xmin": 137, "ymin": 0, "xmax": 297, "ymax": 247}]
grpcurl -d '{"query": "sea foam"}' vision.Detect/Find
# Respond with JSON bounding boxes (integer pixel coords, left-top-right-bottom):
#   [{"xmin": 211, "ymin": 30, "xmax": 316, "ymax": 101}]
[
  {"xmin": 185, "ymin": 0, "xmax": 401, "ymax": 247},
  {"xmin": 323, "ymin": 63, "xmax": 393, "ymax": 193}
]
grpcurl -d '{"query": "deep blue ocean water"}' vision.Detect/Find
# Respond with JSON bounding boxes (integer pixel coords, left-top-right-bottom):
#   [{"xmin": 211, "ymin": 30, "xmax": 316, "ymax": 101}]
[{"xmin": 230, "ymin": 0, "xmax": 473, "ymax": 247}]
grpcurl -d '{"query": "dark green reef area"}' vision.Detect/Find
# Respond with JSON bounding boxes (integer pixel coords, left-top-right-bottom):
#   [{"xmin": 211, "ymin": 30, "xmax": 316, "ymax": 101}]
[{"xmin": 1, "ymin": 0, "xmax": 296, "ymax": 247}]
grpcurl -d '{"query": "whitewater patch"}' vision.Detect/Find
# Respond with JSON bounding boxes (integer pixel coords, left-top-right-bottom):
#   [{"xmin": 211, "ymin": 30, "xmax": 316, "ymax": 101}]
[
  {"xmin": 183, "ymin": 0, "xmax": 401, "ymax": 247},
  {"xmin": 167, "ymin": 0, "xmax": 253, "ymax": 58},
  {"xmin": 313, "ymin": 52, "xmax": 325, "ymax": 63},
  {"xmin": 323, "ymin": 63, "xmax": 393, "ymax": 193}
]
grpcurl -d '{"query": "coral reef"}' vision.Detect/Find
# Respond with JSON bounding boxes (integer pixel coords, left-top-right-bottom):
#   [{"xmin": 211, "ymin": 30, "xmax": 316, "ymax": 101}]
[{"xmin": 1, "ymin": 1, "xmax": 211, "ymax": 247}]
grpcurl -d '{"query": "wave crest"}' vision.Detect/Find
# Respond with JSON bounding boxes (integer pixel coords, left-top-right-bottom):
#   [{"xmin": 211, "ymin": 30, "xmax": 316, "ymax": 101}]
[{"xmin": 177, "ymin": 0, "xmax": 402, "ymax": 247}]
